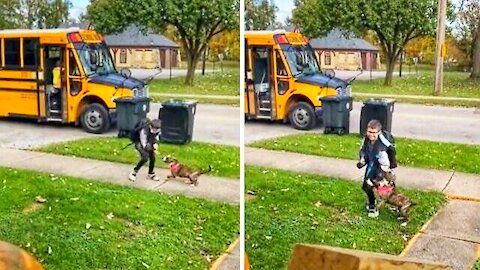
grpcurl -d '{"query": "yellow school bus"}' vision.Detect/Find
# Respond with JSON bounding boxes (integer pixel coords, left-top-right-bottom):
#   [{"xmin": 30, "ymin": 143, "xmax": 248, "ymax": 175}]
[
  {"xmin": 245, "ymin": 30, "xmax": 351, "ymax": 130},
  {"xmin": 0, "ymin": 28, "xmax": 148, "ymax": 133}
]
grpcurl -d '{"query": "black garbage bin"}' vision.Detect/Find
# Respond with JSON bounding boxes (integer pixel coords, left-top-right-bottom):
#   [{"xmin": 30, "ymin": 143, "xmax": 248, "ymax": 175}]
[
  {"xmin": 159, "ymin": 99, "xmax": 197, "ymax": 144},
  {"xmin": 319, "ymin": 95, "xmax": 353, "ymax": 135},
  {"xmin": 360, "ymin": 98, "xmax": 395, "ymax": 136},
  {"xmin": 114, "ymin": 96, "xmax": 151, "ymax": 138}
]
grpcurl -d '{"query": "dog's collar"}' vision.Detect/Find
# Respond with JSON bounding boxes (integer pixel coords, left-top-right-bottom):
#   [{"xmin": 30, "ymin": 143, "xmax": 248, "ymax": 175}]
[{"xmin": 169, "ymin": 163, "xmax": 181, "ymax": 173}]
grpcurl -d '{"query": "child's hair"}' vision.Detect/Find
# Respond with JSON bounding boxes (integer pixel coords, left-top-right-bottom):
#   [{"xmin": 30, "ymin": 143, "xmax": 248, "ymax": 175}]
[
  {"xmin": 367, "ymin": 119, "xmax": 382, "ymax": 130},
  {"xmin": 150, "ymin": 119, "xmax": 161, "ymax": 129},
  {"xmin": 55, "ymin": 60, "xmax": 61, "ymax": 67}
]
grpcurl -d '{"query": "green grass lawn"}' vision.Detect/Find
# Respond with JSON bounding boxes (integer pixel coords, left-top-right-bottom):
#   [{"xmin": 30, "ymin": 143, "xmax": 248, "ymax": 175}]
[
  {"xmin": 249, "ymin": 133, "xmax": 480, "ymax": 174},
  {"xmin": 473, "ymin": 259, "xmax": 480, "ymax": 270},
  {"xmin": 36, "ymin": 138, "xmax": 240, "ymax": 179},
  {"xmin": 149, "ymin": 68, "xmax": 239, "ymax": 96},
  {"xmin": 0, "ymin": 167, "xmax": 239, "ymax": 269},
  {"xmin": 245, "ymin": 166, "xmax": 445, "ymax": 270},
  {"xmin": 352, "ymin": 95, "xmax": 480, "ymax": 108},
  {"xmin": 352, "ymin": 71, "xmax": 480, "ymax": 107}
]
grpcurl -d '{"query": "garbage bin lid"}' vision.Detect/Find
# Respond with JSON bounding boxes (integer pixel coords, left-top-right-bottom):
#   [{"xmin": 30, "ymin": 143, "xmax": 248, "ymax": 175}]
[
  {"xmin": 162, "ymin": 99, "xmax": 198, "ymax": 106},
  {"xmin": 364, "ymin": 98, "xmax": 395, "ymax": 105}
]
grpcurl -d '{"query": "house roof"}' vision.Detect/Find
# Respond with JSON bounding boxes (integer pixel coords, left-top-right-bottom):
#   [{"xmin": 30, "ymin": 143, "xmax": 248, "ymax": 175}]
[
  {"xmin": 310, "ymin": 29, "xmax": 378, "ymax": 51},
  {"xmin": 58, "ymin": 23, "xmax": 179, "ymax": 48},
  {"xmin": 104, "ymin": 26, "xmax": 179, "ymax": 48}
]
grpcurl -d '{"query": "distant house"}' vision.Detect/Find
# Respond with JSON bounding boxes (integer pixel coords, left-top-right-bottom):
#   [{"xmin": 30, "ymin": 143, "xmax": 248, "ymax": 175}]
[
  {"xmin": 309, "ymin": 29, "xmax": 380, "ymax": 71},
  {"xmin": 59, "ymin": 23, "xmax": 180, "ymax": 69}
]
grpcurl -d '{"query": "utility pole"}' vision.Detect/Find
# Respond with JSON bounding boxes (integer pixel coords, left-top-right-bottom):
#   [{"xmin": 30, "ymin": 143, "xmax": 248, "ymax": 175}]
[{"xmin": 433, "ymin": 0, "xmax": 447, "ymax": 96}]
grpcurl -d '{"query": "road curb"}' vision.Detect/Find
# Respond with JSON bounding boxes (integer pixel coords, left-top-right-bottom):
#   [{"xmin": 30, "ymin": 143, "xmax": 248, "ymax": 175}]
[
  {"xmin": 399, "ymin": 211, "xmax": 440, "ymax": 257},
  {"xmin": 446, "ymin": 194, "xmax": 480, "ymax": 203},
  {"xmin": 210, "ymin": 238, "xmax": 240, "ymax": 270}
]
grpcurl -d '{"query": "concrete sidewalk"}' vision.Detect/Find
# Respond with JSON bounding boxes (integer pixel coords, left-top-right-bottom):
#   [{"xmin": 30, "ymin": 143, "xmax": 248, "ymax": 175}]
[
  {"xmin": 0, "ymin": 148, "xmax": 240, "ymax": 204},
  {"xmin": 245, "ymin": 147, "xmax": 480, "ymax": 270}
]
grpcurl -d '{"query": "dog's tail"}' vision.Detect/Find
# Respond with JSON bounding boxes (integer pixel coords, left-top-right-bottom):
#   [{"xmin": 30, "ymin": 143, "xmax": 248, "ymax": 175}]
[{"xmin": 200, "ymin": 165, "xmax": 212, "ymax": 175}]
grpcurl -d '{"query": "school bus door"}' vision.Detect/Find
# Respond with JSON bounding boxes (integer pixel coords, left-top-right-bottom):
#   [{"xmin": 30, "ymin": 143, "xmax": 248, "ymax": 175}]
[
  {"xmin": 247, "ymin": 45, "xmax": 275, "ymax": 119},
  {"xmin": 41, "ymin": 45, "xmax": 67, "ymax": 121},
  {"xmin": 66, "ymin": 48, "xmax": 82, "ymax": 122},
  {"xmin": 273, "ymin": 49, "xmax": 290, "ymax": 121},
  {"xmin": 245, "ymin": 40, "xmax": 256, "ymax": 116}
]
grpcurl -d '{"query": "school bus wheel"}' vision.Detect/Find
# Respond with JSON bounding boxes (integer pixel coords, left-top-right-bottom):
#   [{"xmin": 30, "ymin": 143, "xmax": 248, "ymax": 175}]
[
  {"xmin": 80, "ymin": 103, "xmax": 111, "ymax": 134},
  {"xmin": 288, "ymin": 101, "xmax": 316, "ymax": 130}
]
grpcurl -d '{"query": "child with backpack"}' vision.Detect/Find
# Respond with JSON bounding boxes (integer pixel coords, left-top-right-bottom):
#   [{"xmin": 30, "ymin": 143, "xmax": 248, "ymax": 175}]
[
  {"xmin": 128, "ymin": 118, "xmax": 162, "ymax": 182},
  {"xmin": 356, "ymin": 119, "xmax": 397, "ymax": 218}
]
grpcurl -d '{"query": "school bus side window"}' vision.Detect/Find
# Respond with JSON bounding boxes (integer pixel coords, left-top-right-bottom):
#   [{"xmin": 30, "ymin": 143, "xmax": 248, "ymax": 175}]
[
  {"xmin": 276, "ymin": 52, "xmax": 287, "ymax": 76},
  {"xmin": 69, "ymin": 51, "xmax": 80, "ymax": 76},
  {"xmin": 5, "ymin": 38, "xmax": 20, "ymax": 67},
  {"xmin": 23, "ymin": 38, "xmax": 39, "ymax": 68}
]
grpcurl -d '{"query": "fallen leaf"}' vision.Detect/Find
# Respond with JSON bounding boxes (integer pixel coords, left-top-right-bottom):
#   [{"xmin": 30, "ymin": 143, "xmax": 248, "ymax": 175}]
[
  {"xmin": 265, "ymin": 236, "xmax": 272, "ymax": 240},
  {"xmin": 314, "ymin": 201, "xmax": 322, "ymax": 207},
  {"xmin": 85, "ymin": 223, "xmax": 91, "ymax": 230},
  {"xmin": 281, "ymin": 188, "xmax": 289, "ymax": 192},
  {"xmin": 106, "ymin": 212, "xmax": 115, "ymax": 220},
  {"xmin": 141, "ymin": 262, "xmax": 150, "ymax": 268},
  {"xmin": 48, "ymin": 246, "xmax": 52, "ymax": 255},
  {"xmin": 35, "ymin": 196, "xmax": 47, "ymax": 203},
  {"xmin": 352, "ymin": 242, "xmax": 357, "ymax": 249},
  {"xmin": 70, "ymin": 197, "xmax": 80, "ymax": 201}
]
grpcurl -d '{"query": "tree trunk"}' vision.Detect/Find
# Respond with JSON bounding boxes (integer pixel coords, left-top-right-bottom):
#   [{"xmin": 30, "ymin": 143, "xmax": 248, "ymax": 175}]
[
  {"xmin": 383, "ymin": 55, "xmax": 396, "ymax": 86},
  {"xmin": 470, "ymin": 25, "xmax": 480, "ymax": 79},
  {"xmin": 185, "ymin": 52, "xmax": 200, "ymax": 86}
]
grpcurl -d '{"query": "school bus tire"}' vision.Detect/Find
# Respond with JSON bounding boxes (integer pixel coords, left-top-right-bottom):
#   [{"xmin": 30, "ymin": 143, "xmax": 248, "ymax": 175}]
[
  {"xmin": 80, "ymin": 103, "xmax": 110, "ymax": 134},
  {"xmin": 288, "ymin": 101, "xmax": 316, "ymax": 130}
]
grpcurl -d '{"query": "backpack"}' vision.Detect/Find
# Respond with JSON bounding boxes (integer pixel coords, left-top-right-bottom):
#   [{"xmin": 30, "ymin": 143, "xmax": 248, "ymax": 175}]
[
  {"xmin": 129, "ymin": 118, "xmax": 151, "ymax": 143},
  {"xmin": 378, "ymin": 130, "xmax": 397, "ymax": 169}
]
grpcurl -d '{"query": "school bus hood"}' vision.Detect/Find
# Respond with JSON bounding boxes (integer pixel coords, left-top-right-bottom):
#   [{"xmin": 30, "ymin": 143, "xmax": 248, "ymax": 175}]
[
  {"xmin": 89, "ymin": 73, "xmax": 144, "ymax": 89},
  {"xmin": 296, "ymin": 73, "xmax": 347, "ymax": 89}
]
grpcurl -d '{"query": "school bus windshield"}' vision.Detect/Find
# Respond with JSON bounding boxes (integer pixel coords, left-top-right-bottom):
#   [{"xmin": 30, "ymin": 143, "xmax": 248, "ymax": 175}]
[
  {"xmin": 281, "ymin": 44, "xmax": 320, "ymax": 77},
  {"xmin": 73, "ymin": 42, "xmax": 116, "ymax": 76}
]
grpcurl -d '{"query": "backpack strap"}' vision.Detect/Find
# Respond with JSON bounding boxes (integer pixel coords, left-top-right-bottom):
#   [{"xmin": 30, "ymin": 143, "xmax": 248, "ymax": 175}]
[{"xmin": 379, "ymin": 132, "xmax": 393, "ymax": 148}]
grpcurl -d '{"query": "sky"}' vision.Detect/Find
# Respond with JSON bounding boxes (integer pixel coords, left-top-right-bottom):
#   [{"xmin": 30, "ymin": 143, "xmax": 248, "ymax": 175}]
[
  {"xmin": 70, "ymin": 0, "xmax": 89, "ymax": 20},
  {"xmin": 274, "ymin": 0, "xmax": 295, "ymax": 24}
]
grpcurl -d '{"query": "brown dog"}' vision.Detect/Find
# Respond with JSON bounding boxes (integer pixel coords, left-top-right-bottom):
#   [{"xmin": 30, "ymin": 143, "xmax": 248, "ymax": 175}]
[
  {"xmin": 373, "ymin": 179, "xmax": 415, "ymax": 222},
  {"xmin": 162, "ymin": 155, "xmax": 212, "ymax": 186}
]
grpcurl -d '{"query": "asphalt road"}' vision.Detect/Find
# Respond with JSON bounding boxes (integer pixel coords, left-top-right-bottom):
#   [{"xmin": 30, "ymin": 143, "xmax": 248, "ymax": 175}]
[
  {"xmin": 0, "ymin": 103, "xmax": 240, "ymax": 149},
  {"xmin": 245, "ymin": 102, "xmax": 480, "ymax": 145}
]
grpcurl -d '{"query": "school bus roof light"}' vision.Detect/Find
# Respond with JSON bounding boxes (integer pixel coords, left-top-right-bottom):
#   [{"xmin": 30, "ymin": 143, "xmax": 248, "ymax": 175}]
[
  {"xmin": 274, "ymin": 34, "xmax": 289, "ymax": 44},
  {"xmin": 303, "ymin": 36, "xmax": 309, "ymax": 43},
  {"xmin": 68, "ymin": 32, "xmax": 82, "ymax": 43}
]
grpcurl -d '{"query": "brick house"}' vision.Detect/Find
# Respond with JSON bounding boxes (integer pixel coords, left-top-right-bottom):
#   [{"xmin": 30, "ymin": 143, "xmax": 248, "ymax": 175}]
[{"xmin": 310, "ymin": 29, "xmax": 380, "ymax": 71}]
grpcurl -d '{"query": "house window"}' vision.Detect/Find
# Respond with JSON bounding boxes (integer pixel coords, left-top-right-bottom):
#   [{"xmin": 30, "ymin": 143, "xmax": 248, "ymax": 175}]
[
  {"xmin": 324, "ymin": 51, "xmax": 331, "ymax": 66},
  {"xmin": 5, "ymin": 38, "xmax": 20, "ymax": 67},
  {"xmin": 119, "ymin": 49, "xmax": 127, "ymax": 64}
]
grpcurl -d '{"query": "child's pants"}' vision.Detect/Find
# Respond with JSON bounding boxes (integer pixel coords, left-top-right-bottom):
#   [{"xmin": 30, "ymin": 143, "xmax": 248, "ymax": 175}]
[{"xmin": 134, "ymin": 142, "xmax": 155, "ymax": 174}]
